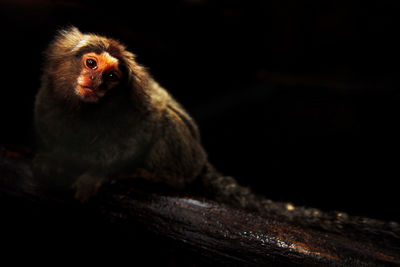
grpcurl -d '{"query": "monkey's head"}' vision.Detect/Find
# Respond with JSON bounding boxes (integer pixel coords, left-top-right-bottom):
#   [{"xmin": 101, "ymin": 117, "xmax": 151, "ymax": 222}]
[
  {"xmin": 44, "ymin": 27, "xmax": 149, "ymax": 104},
  {"xmin": 74, "ymin": 51, "xmax": 122, "ymax": 103}
]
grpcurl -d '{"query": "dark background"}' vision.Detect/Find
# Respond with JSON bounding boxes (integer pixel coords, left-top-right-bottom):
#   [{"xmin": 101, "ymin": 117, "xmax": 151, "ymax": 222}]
[{"xmin": 0, "ymin": 0, "xmax": 399, "ymax": 223}]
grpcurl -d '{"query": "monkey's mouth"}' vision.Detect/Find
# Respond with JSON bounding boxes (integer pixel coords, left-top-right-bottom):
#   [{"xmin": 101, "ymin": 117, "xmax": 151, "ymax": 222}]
[{"xmin": 76, "ymin": 85, "xmax": 101, "ymax": 102}]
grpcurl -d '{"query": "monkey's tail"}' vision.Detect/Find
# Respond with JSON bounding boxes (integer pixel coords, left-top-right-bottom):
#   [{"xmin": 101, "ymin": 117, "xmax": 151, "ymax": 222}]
[{"xmin": 197, "ymin": 163, "xmax": 400, "ymax": 242}]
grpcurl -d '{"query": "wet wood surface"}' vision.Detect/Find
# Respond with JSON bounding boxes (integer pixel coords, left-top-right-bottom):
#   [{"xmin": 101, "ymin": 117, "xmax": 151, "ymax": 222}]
[{"xmin": 0, "ymin": 145, "xmax": 399, "ymax": 266}]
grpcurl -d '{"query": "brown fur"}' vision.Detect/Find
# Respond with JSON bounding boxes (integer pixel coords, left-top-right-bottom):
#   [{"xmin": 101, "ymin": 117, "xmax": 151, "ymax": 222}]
[{"xmin": 34, "ymin": 27, "xmax": 207, "ymax": 202}]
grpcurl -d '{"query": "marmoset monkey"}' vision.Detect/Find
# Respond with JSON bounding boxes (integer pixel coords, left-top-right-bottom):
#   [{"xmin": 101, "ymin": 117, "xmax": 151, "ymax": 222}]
[
  {"xmin": 32, "ymin": 28, "xmax": 400, "ymax": 240},
  {"xmin": 34, "ymin": 27, "xmax": 208, "ymax": 202}
]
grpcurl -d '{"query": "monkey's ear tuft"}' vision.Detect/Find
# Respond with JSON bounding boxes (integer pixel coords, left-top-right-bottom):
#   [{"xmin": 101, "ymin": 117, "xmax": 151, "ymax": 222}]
[
  {"xmin": 59, "ymin": 26, "xmax": 82, "ymax": 38},
  {"xmin": 120, "ymin": 50, "xmax": 151, "ymax": 106},
  {"xmin": 56, "ymin": 26, "xmax": 84, "ymax": 47},
  {"xmin": 46, "ymin": 26, "xmax": 87, "ymax": 58}
]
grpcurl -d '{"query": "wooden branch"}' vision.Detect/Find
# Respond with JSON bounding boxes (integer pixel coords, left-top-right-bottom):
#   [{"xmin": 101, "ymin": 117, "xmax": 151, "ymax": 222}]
[{"xmin": 0, "ymin": 145, "xmax": 399, "ymax": 266}]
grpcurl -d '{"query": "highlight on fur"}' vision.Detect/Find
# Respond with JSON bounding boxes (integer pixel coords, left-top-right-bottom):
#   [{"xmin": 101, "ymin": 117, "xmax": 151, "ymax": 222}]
[{"xmin": 41, "ymin": 27, "xmax": 150, "ymax": 106}]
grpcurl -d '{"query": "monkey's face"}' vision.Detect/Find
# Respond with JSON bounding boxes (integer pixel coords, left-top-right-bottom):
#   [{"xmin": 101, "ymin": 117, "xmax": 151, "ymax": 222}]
[{"xmin": 75, "ymin": 52, "xmax": 122, "ymax": 102}]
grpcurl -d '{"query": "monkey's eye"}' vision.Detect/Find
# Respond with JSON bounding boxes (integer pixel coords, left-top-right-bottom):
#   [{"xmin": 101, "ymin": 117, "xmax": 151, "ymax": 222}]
[
  {"xmin": 106, "ymin": 72, "xmax": 118, "ymax": 81},
  {"xmin": 85, "ymin": 59, "xmax": 97, "ymax": 69}
]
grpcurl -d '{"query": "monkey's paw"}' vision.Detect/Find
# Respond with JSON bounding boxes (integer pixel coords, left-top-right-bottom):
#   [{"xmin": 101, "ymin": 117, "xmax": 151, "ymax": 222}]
[{"xmin": 72, "ymin": 173, "xmax": 104, "ymax": 204}]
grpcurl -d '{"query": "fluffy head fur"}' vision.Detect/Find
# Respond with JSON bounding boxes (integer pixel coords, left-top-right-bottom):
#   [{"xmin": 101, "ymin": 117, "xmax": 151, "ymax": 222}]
[{"xmin": 42, "ymin": 27, "xmax": 149, "ymax": 107}]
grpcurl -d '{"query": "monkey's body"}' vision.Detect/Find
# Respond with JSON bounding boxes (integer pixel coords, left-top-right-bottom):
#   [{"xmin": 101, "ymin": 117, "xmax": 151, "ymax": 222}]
[
  {"xmin": 34, "ymin": 28, "xmax": 207, "ymax": 201},
  {"xmin": 32, "ymin": 28, "xmax": 400, "ymax": 241}
]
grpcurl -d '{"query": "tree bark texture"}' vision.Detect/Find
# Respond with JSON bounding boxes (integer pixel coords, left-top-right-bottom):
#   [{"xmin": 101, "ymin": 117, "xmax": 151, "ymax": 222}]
[{"xmin": 0, "ymin": 145, "xmax": 399, "ymax": 266}]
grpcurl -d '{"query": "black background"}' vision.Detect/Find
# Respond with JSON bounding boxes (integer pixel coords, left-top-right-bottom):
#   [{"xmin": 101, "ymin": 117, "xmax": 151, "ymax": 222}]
[{"xmin": 0, "ymin": 0, "xmax": 399, "ymax": 223}]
